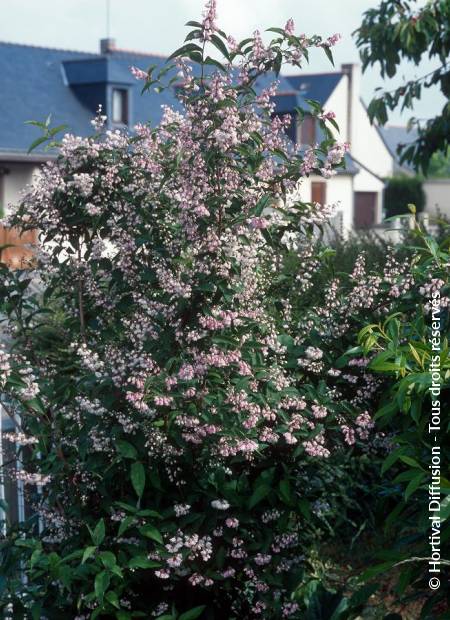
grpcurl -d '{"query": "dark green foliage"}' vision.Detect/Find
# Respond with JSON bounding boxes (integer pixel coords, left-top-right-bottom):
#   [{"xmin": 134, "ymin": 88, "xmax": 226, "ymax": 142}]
[
  {"xmin": 354, "ymin": 0, "xmax": 450, "ymax": 174},
  {"xmin": 384, "ymin": 175, "xmax": 425, "ymax": 217},
  {"xmin": 428, "ymin": 147, "xmax": 450, "ymax": 179}
]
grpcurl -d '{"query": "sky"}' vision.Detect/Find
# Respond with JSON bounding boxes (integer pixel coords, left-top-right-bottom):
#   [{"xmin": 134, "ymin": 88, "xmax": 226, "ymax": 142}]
[{"xmin": 0, "ymin": 0, "xmax": 445, "ymax": 125}]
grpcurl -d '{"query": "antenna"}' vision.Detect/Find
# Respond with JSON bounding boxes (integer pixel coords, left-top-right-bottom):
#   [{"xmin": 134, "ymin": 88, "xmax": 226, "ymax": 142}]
[{"xmin": 106, "ymin": 0, "xmax": 111, "ymax": 39}]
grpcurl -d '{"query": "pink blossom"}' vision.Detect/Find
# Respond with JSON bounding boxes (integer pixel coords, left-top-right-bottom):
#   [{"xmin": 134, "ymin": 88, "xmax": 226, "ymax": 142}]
[
  {"xmin": 284, "ymin": 432, "xmax": 298, "ymax": 445},
  {"xmin": 285, "ymin": 18, "xmax": 295, "ymax": 37},
  {"xmin": 201, "ymin": 0, "xmax": 217, "ymax": 41},
  {"xmin": 250, "ymin": 217, "xmax": 269, "ymax": 229},
  {"xmin": 130, "ymin": 66, "xmax": 148, "ymax": 81}
]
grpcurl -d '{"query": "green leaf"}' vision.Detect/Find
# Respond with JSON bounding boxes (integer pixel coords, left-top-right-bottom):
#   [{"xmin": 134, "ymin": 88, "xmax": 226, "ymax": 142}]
[
  {"xmin": 131, "ymin": 462, "xmax": 146, "ymax": 498},
  {"xmin": 322, "ymin": 45, "xmax": 335, "ymax": 66},
  {"xmin": 94, "ymin": 570, "xmax": 110, "ymax": 603},
  {"xmin": 399, "ymin": 456, "xmax": 423, "ymax": 470},
  {"xmin": 266, "ymin": 27, "xmax": 286, "ymax": 35},
  {"xmin": 440, "ymin": 496, "xmax": 450, "ymax": 522},
  {"xmin": 369, "ymin": 360, "xmax": 401, "ymax": 372},
  {"xmin": 27, "ymin": 135, "xmax": 49, "ymax": 154},
  {"xmin": 360, "ymin": 561, "xmax": 394, "ymax": 581},
  {"xmin": 248, "ymin": 483, "xmax": 271, "ymax": 509},
  {"xmin": 26, "ymin": 397, "xmax": 46, "ymax": 415},
  {"xmin": 128, "ymin": 556, "xmax": 161, "ymax": 569},
  {"xmin": 118, "ymin": 515, "xmax": 135, "ymax": 537},
  {"xmin": 375, "ymin": 401, "xmax": 398, "ymax": 421},
  {"xmin": 279, "ymin": 479, "xmax": 292, "ymax": 505},
  {"xmin": 404, "ymin": 472, "xmax": 425, "ymax": 501},
  {"xmin": 99, "ymin": 551, "xmax": 117, "ymax": 569},
  {"xmin": 90, "ymin": 518, "xmax": 105, "ymax": 546},
  {"xmin": 179, "ymin": 605, "xmax": 207, "ymax": 620},
  {"xmin": 116, "ymin": 440, "xmax": 138, "ymax": 459},
  {"xmin": 168, "ymin": 43, "xmax": 202, "ymax": 61},
  {"xmin": 139, "ymin": 524, "xmax": 163, "ymax": 545},
  {"xmin": 210, "ymin": 34, "xmax": 230, "ymax": 61},
  {"xmin": 348, "ymin": 582, "xmax": 380, "ymax": 607},
  {"xmin": 30, "ymin": 603, "xmax": 42, "ymax": 620},
  {"xmin": 48, "ymin": 124, "xmax": 67, "ymax": 137},
  {"xmin": 105, "ymin": 590, "xmax": 120, "ymax": 609},
  {"xmin": 381, "ymin": 447, "xmax": 406, "ymax": 474},
  {"xmin": 298, "ymin": 498, "xmax": 312, "ymax": 519},
  {"xmin": 82, "ymin": 545, "xmax": 97, "ymax": 564}
]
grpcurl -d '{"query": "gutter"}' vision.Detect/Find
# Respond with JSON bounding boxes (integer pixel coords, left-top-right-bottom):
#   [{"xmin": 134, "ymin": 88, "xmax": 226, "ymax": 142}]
[{"xmin": 0, "ymin": 151, "xmax": 56, "ymax": 164}]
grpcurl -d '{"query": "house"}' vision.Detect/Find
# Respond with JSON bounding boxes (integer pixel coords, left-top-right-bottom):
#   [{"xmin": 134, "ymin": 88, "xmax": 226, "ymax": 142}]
[
  {"xmin": 279, "ymin": 64, "xmax": 401, "ymax": 232},
  {"xmin": 0, "ymin": 38, "xmax": 177, "ymax": 218},
  {"xmin": 380, "ymin": 125, "xmax": 450, "ymax": 220},
  {"xmin": 0, "ymin": 39, "xmax": 404, "ymax": 237}
]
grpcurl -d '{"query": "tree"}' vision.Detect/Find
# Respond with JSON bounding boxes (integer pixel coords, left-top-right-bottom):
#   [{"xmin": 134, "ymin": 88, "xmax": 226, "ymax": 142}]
[
  {"xmin": 355, "ymin": 0, "xmax": 450, "ymax": 174},
  {"xmin": 428, "ymin": 146, "xmax": 450, "ymax": 178}
]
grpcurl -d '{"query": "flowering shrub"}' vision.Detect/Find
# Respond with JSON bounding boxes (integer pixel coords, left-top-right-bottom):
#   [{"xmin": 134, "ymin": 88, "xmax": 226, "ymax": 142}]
[
  {"xmin": 0, "ymin": 4, "xmax": 412, "ymax": 619},
  {"xmin": 292, "ymin": 222, "xmax": 450, "ymax": 615},
  {"xmin": 354, "ymin": 224, "xmax": 450, "ymax": 615}
]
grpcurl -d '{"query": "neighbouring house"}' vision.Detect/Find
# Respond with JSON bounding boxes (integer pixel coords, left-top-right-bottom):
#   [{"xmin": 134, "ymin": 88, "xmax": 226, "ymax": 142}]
[
  {"xmin": 380, "ymin": 124, "xmax": 450, "ymax": 221},
  {"xmin": 422, "ymin": 178, "xmax": 450, "ymax": 220},
  {"xmin": 1, "ymin": 37, "xmax": 411, "ymax": 239},
  {"xmin": 0, "ymin": 38, "xmax": 179, "ymax": 216},
  {"xmin": 279, "ymin": 64, "xmax": 397, "ymax": 232}
]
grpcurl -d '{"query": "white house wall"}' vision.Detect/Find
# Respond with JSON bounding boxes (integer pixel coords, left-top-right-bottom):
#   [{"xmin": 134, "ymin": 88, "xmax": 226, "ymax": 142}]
[
  {"xmin": 298, "ymin": 174, "xmax": 354, "ymax": 234},
  {"xmin": 324, "ymin": 75, "xmax": 349, "ymax": 143},
  {"xmin": 353, "ymin": 167, "xmax": 384, "ymax": 194},
  {"xmin": 351, "ymin": 99, "xmax": 394, "ymax": 179},
  {"xmin": 1, "ymin": 163, "xmax": 39, "ymax": 216},
  {"xmin": 328, "ymin": 175, "xmax": 354, "ymax": 233},
  {"xmin": 423, "ymin": 180, "xmax": 450, "ymax": 219}
]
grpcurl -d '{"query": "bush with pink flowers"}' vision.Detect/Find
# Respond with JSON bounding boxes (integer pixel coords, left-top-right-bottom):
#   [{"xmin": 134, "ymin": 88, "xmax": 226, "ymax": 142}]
[{"xmin": 2, "ymin": 3, "xmax": 448, "ymax": 619}]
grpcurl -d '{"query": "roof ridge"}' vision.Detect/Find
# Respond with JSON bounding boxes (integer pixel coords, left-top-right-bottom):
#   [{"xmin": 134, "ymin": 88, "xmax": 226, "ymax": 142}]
[
  {"xmin": 111, "ymin": 48, "xmax": 167, "ymax": 59},
  {"xmin": 287, "ymin": 71, "xmax": 344, "ymax": 78},
  {"xmin": 0, "ymin": 40, "xmax": 168, "ymax": 59},
  {"xmin": 0, "ymin": 39, "xmax": 99, "ymax": 56},
  {"xmin": 382, "ymin": 124, "xmax": 411, "ymax": 130},
  {"xmin": 275, "ymin": 90, "xmax": 302, "ymax": 96}
]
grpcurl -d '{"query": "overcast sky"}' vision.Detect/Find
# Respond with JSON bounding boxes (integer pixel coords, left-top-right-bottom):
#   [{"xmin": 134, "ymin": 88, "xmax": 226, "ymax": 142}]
[{"xmin": 1, "ymin": 0, "xmax": 444, "ymax": 124}]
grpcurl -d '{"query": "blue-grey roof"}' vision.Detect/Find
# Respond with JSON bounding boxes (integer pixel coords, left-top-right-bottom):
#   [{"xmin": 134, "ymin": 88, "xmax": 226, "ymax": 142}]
[
  {"xmin": 285, "ymin": 72, "xmax": 343, "ymax": 105},
  {"xmin": 0, "ymin": 40, "xmax": 325, "ymax": 157},
  {"xmin": 378, "ymin": 125, "xmax": 418, "ymax": 165},
  {"xmin": 0, "ymin": 41, "xmax": 349, "ymax": 162},
  {"xmin": 0, "ymin": 42, "xmax": 94, "ymax": 155},
  {"xmin": 272, "ymin": 91, "xmax": 307, "ymax": 114},
  {"xmin": 0, "ymin": 42, "xmax": 176, "ymax": 156},
  {"xmin": 342, "ymin": 153, "xmax": 359, "ymax": 175}
]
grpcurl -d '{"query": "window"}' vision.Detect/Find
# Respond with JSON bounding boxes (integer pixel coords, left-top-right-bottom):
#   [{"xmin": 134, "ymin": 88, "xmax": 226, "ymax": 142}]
[
  {"xmin": 1, "ymin": 405, "xmax": 37, "ymax": 528},
  {"xmin": 272, "ymin": 113, "xmax": 296, "ymax": 143},
  {"xmin": 311, "ymin": 181, "xmax": 326, "ymax": 205},
  {"xmin": 0, "ymin": 167, "xmax": 8, "ymax": 218},
  {"xmin": 299, "ymin": 116, "xmax": 316, "ymax": 145},
  {"xmin": 112, "ymin": 88, "xmax": 128, "ymax": 125},
  {"xmin": 0, "ymin": 406, "xmax": 24, "ymax": 527}
]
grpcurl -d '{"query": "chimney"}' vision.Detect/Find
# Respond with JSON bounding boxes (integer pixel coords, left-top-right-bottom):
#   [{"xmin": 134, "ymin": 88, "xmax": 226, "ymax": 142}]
[
  {"xmin": 341, "ymin": 63, "xmax": 361, "ymax": 149},
  {"xmin": 100, "ymin": 38, "xmax": 116, "ymax": 54}
]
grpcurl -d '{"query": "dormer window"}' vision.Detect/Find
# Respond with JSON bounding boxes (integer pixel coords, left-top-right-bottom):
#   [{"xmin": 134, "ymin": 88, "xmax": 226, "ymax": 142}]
[
  {"xmin": 299, "ymin": 115, "xmax": 316, "ymax": 145},
  {"xmin": 112, "ymin": 88, "xmax": 128, "ymax": 125}
]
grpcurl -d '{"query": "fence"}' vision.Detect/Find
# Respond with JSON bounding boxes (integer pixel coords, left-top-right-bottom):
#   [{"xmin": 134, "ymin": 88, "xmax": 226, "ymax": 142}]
[{"xmin": 0, "ymin": 226, "xmax": 37, "ymax": 269}]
